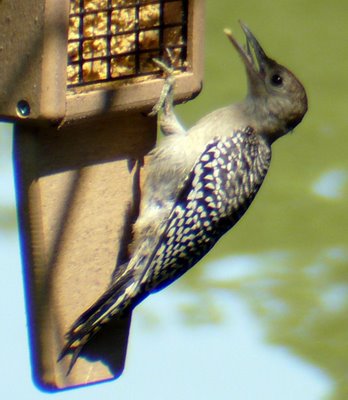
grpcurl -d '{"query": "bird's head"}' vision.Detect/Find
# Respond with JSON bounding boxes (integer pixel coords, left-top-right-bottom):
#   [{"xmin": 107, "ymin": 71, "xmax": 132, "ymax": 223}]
[{"xmin": 225, "ymin": 22, "xmax": 308, "ymax": 142}]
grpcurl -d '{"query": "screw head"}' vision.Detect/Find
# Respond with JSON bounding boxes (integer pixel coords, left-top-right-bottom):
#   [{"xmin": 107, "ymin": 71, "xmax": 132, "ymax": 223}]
[{"xmin": 16, "ymin": 100, "xmax": 31, "ymax": 118}]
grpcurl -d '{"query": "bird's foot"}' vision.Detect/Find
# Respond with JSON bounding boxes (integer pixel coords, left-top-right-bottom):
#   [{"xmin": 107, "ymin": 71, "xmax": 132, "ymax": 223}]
[
  {"xmin": 148, "ymin": 49, "xmax": 176, "ymax": 117},
  {"xmin": 148, "ymin": 49, "xmax": 186, "ymax": 136}
]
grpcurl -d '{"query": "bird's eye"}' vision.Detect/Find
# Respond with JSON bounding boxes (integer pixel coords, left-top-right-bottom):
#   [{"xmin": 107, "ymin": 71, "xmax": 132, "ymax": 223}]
[{"xmin": 271, "ymin": 74, "xmax": 283, "ymax": 86}]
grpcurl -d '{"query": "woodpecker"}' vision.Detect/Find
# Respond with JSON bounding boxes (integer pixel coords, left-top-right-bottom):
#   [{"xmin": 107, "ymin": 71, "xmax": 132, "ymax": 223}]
[{"xmin": 59, "ymin": 22, "xmax": 307, "ymax": 372}]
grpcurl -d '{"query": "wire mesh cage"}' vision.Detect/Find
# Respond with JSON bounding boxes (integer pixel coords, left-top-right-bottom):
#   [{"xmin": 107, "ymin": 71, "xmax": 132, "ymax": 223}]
[
  {"xmin": 0, "ymin": 0, "xmax": 203, "ymax": 122},
  {"xmin": 67, "ymin": 0, "xmax": 189, "ymax": 89}
]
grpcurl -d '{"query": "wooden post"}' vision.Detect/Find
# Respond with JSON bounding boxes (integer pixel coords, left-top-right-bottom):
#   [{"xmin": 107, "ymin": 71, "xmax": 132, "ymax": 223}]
[{"xmin": 13, "ymin": 113, "xmax": 156, "ymax": 389}]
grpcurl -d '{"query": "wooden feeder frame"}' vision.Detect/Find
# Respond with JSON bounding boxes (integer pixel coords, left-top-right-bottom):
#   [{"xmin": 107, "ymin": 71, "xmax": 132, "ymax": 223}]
[
  {"xmin": 0, "ymin": 0, "xmax": 204, "ymax": 123},
  {"xmin": 0, "ymin": 0, "xmax": 204, "ymax": 392}
]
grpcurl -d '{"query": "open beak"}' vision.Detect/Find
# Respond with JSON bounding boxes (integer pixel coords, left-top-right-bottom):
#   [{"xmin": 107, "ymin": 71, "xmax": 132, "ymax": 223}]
[{"xmin": 224, "ymin": 22, "xmax": 271, "ymax": 94}]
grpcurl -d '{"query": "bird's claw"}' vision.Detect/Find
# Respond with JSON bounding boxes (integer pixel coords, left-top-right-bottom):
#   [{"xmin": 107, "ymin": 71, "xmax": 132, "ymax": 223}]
[
  {"xmin": 148, "ymin": 49, "xmax": 176, "ymax": 117},
  {"xmin": 152, "ymin": 57, "xmax": 175, "ymax": 77}
]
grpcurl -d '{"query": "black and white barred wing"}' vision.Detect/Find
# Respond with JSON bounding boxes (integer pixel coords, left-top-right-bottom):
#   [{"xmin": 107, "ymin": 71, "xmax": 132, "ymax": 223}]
[{"xmin": 141, "ymin": 131, "xmax": 271, "ymax": 292}]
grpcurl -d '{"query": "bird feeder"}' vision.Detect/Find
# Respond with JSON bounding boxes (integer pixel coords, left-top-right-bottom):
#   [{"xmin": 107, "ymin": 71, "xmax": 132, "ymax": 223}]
[{"xmin": 0, "ymin": 0, "xmax": 204, "ymax": 390}]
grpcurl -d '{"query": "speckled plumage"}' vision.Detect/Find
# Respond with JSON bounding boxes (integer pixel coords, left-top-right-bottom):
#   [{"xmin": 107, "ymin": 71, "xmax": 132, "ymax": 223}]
[
  {"xmin": 59, "ymin": 22, "xmax": 307, "ymax": 373},
  {"xmin": 141, "ymin": 129, "xmax": 271, "ymax": 291}
]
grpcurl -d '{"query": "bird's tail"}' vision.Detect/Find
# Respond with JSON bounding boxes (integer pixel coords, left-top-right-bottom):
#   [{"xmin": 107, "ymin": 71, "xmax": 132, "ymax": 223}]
[{"xmin": 58, "ymin": 269, "xmax": 139, "ymax": 374}]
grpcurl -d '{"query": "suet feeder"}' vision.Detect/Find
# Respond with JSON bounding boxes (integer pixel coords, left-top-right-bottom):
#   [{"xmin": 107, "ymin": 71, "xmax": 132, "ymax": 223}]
[{"xmin": 0, "ymin": 0, "xmax": 204, "ymax": 390}]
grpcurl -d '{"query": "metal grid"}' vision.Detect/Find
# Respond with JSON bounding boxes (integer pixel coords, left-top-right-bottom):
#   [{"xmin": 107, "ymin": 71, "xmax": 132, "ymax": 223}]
[{"xmin": 67, "ymin": 0, "xmax": 188, "ymax": 88}]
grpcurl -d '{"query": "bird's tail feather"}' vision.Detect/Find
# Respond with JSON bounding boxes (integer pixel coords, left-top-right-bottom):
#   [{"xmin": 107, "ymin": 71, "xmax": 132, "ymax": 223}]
[{"xmin": 58, "ymin": 269, "xmax": 137, "ymax": 374}]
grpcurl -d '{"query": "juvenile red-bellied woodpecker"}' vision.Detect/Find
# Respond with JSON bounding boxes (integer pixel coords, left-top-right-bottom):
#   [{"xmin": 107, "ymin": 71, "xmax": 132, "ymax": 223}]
[{"xmin": 59, "ymin": 22, "xmax": 308, "ymax": 373}]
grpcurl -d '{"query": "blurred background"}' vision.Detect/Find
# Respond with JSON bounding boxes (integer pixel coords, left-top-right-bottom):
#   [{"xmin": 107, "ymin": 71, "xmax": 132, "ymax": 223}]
[{"xmin": 1, "ymin": 0, "xmax": 348, "ymax": 398}]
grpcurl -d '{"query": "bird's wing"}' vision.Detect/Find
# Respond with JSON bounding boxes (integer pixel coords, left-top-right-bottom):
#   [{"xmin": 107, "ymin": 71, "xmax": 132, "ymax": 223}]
[{"xmin": 139, "ymin": 130, "xmax": 271, "ymax": 292}]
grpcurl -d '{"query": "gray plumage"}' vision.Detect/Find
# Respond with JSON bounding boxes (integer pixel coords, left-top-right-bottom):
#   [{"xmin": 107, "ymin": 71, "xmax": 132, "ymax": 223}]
[{"xmin": 59, "ymin": 22, "xmax": 307, "ymax": 373}]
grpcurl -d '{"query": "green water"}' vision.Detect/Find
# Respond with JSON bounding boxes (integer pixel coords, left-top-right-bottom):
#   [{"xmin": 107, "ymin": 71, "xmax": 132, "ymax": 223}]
[{"xmin": 173, "ymin": 0, "xmax": 348, "ymax": 398}]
